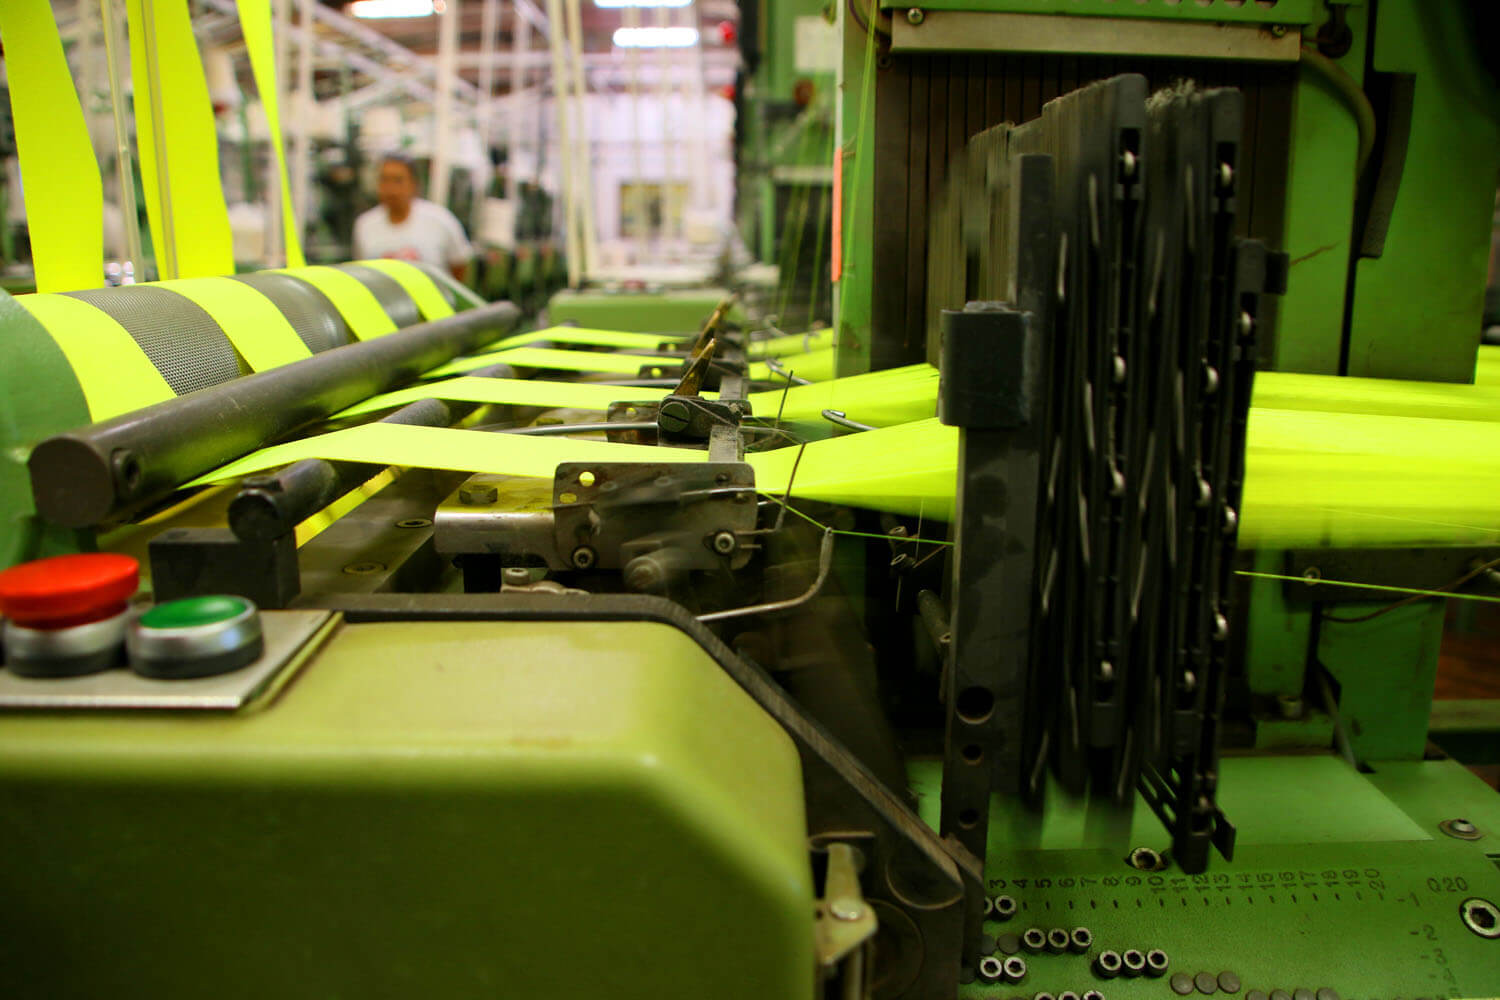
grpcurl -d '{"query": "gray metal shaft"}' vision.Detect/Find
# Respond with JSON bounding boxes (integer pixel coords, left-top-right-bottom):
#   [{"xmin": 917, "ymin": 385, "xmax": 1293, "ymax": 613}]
[{"xmin": 29, "ymin": 301, "xmax": 520, "ymax": 528}]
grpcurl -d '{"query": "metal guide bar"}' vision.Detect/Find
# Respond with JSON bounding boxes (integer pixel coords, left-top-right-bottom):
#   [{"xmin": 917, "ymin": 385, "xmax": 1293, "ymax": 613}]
[{"xmin": 879, "ymin": 0, "xmax": 1322, "ymax": 24}]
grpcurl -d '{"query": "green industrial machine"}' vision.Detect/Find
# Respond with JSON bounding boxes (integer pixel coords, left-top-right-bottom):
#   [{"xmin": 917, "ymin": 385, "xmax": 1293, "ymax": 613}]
[{"xmin": 1, "ymin": 2, "xmax": 1499, "ymax": 999}]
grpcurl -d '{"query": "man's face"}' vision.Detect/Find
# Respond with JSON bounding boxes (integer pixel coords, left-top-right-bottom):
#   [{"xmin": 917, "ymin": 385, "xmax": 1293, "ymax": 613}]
[{"xmin": 377, "ymin": 160, "xmax": 418, "ymax": 213}]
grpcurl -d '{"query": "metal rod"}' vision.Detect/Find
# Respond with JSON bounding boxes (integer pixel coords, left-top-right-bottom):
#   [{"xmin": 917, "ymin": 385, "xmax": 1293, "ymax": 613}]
[
  {"xmin": 29, "ymin": 301, "xmax": 521, "ymax": 528},
  {"xmin": 100, "ymin": 0, "xmax": 143, "ymax": 271},
  {"xmin": 507, "ymin": 420, "xmax": 654, "ymax": 436},
  {"xmin": 821, "ymin": 409, "xmax": 875, "ymax": 432},
  {"xmin": 698, "ymin": 528, "xmax": 834, "ymax": 623},
  {"xmin": 229, "ymin": 397, "xmax": 453, "ymax": 541},
  {"xmin": 231, "ymin": 361, "xmax": 517, "ymax": 541}
]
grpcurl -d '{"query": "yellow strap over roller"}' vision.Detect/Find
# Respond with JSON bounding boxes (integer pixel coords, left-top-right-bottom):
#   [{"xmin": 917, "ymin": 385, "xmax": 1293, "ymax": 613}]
[
  {"xmin": 15, "ymin": 295, "xmax": 174, "ymax": 420},
  {"xmin": 353, "ymin": 260, "xmax": 455, "ymax": 321},
  {"xmin": 234, "ymin": 0, "xmax": 304, "ymax": 268},
  {"xmin": 128, "ymin": 0, "xmax": 235, "ymax": 279},
  {"xmin": 0, "ymin": 0, "xmax": 104, "ymax": 293},
  {"xmin": 155, "ymin": 277, "xmax": 312, "ymax": 370},
  {"xmin": 278, "ymin": 265, "xmax": 398, "ymax": 340}
]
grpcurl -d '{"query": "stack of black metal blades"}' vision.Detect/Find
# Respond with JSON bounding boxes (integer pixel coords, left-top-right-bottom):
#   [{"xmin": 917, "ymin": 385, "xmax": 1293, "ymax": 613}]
[{"xmin": 934, "ymin": 73, "xmax": 1286, "ymax": 874}]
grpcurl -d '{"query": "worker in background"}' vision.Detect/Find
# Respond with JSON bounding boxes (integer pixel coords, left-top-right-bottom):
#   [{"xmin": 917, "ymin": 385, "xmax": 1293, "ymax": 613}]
[{"xmin": 353, "ymin": 153, "xmax": 473, "ymax": 282}]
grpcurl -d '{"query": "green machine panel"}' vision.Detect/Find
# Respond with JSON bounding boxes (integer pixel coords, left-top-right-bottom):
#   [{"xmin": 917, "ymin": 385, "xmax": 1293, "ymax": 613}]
[
  {"xmin": 0, "ymin": 619, "xmax": 814, "ymax": 1000},
  {"xmin": 547, "ymin": 288, "xmax": 748, "ymax": 334},
  {"xmin": 910, "ymin": 757, "xmax": 1500, "ymax": 997}
]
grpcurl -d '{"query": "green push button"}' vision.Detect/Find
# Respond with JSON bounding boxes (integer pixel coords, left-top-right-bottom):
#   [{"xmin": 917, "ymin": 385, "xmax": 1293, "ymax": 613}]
[
  {"xmin": 140, "ymin": 595, "xmax": 250, "ymax": 630},
  {"xmin": 128, "ymin": 594, "xmax": 263, "ymax": 680}
]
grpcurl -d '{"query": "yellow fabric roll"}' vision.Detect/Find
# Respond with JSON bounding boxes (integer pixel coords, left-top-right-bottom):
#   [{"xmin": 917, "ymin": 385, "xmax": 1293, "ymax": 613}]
[
  {"xmin": 278, "ymin": 265, "xmax": 398, "ymax": 340},
  {"xmin": 353, "ymin": 260, "xmax": 456, "ymax": 321},
  {"xmin": 156, "ymin": 277, "xmax": 311, "ymax": 370},
  {"xmin": 16, "ymin": 295, "xmax": 174, "ymax": 420}
]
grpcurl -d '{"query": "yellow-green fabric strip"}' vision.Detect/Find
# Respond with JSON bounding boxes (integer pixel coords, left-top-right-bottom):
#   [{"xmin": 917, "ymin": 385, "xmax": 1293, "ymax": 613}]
[
  {"xmin": 278, "ymin": 265, "xmax": 398, "ymax": 340},
  {"xmin": 749, "ymin": 348, "xmax": 838, "ymax": 382},
  {"xmin": 748, "ymin": 329, "xmax": 835, "ymax": 359},
  {"xmin": 155, "ymin": 277, "xmax": 311, "ymax": 371},
  {"xmin": 127, "ymin": 0, "xmax": 235, "ymax": 278},
  {"xmin": 427, "ymin": 347, "xmax": 678, "ymax": 379},
  {"xmin": 16, "ymin": 294, "xmax": 174, "ymax": 420},
  {"xmin": 235, "ymin": 0, "xmax": 304, "ymax": 267},
  {"xmin": 190, "ymin": 422, "xmax": 704, "ymax": 485},
  {"xmin": 353, "ymin": 260, "xmax": 455, "ymax": 321},
  {"xmin": 0, "ymin": 0, "xmax": 104, "ymax": 293},
  {"xmin": 337, "ymin": 377, "xmax": 676, "ymax": 420}
]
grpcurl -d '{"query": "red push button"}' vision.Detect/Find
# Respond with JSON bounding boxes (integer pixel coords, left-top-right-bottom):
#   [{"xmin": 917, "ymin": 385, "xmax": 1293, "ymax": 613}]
[{"xmin": 0, "ymin": 553, "xmax": 140, "ymax": 630}]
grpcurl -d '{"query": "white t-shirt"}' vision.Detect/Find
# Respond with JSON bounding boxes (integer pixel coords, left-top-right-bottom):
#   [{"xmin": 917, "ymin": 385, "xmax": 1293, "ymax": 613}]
[{"xmin": 352, "ymin": 198, "xmax": 474, "ymax": 269}]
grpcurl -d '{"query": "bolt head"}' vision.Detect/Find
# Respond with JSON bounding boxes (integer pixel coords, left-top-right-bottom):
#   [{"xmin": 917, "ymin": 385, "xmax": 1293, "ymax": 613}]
[
  {"xmin": 828, "ymin": 897, "xmax": 864, "ymax": 921},
  {"xmin": 712, "ymin": 531, "xmax": 737, "ymax": 555},
  {"xmin": 570, "ymin": 546, "xmax": 596, "ymax": 570},
  {"xmin": 459, "ymin": 482, "xmax": 499, "ymax": 506},
  {"xmin": 906, "ymin": 6, "xmax": 924, "ymax": 24}
]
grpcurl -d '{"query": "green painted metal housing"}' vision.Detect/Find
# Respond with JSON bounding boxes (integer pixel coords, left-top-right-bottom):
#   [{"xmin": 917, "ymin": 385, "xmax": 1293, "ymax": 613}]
[
  {"xmin": 547, "ymin": 288, "xmax": 747, "ymax": 333},
  {"xmin": 0, "ymin": 619, "xmax": 815, "ymax": 1000},
  {"xmin": 875, "ymin": 0, "xmax": 1325, "ymax": 21}
]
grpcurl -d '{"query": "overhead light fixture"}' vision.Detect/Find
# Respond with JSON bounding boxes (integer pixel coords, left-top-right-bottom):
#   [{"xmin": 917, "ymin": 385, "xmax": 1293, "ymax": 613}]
[
  {"xmin": 612, "ymin": 25, "xmax": 699, "ymax": 47},
  {"xmin": 346, "ymin": 0, "xmax": 438, "ymax": 18},
  {"xmin": 595, "ymin": 0, "xmax": 693, "ymax": 7}
]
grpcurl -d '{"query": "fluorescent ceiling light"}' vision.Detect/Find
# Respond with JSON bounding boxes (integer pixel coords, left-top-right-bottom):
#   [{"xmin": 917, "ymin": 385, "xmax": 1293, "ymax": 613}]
[
  {"xmin": 347, "ymin": 0, "xmax": 437, "ymax": 18},
  {"xmin": 596, "ymin": 0, "xmax": 693, "ymax": 7},
  {"xmin": 612, "ymin": 25, "xmax": 699, "ymax": 47}
]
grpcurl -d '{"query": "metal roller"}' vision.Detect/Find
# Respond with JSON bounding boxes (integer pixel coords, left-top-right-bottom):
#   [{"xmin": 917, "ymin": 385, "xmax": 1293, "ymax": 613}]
[{"xmin": 29, "ymin": 300, "xmax": 521, "ymax": 529}]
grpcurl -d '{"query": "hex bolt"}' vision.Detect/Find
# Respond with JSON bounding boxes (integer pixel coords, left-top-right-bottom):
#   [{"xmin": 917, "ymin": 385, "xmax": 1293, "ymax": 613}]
[
  {"xmin": 1121, "ymin": 949, "xmax": 1147, "ymax": 977},
  {"xmin": 1002, "ymin": 955, "xmax": 1028, "ymax": 983},
  {"xmin": 1095, "ymin": 950, "xmax": 1122, "ymax": 978},
  {"xmin": 458, "ymin": 482, "xmax": 498, "ymax": 506},
  {"xmin": 994, "ymin": 894, "xmax": 1018, "ymax": 921},
  {"xmin": 905, "ymin": 6, "xmax": 924, "ymax": 24},
  {"xmin": 1069, "ymin": 926, "xmax": 1093, "ymax": 953},
  {"xmin": 1440, "ymin": 817, "xmax": 1483, "ymax": 841},
  {"xmin": 1021, "ymin": 927, "xmax": 1047, "ymax": 953},
  {"xmin": 1145, "ymin": 948, "xmax": 1170, "ymax": 976},
  {"xmin": 711, "ymin": 530, "xmax": 737, "ymax": 555},
  {"xmin": 570, "ymin": 545, "xmax": 597, "ymax": 570},
  {"xmin": 977, "ymin": 956, "xmax": 1005, "ymax": 983},
  {"xmin": 1046, "ymin": 927, "xmax": 1070, "ymax": 953}
]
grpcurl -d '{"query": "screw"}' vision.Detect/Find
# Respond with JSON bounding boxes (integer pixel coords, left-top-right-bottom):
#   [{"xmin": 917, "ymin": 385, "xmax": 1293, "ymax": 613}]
[
  {"xmin": 1440, "ymin": 818, "xmax": 1482, "ymax": 840},
  {"xmin": 658, "ymin": 399, "xmax": 692, "ymax": 434},
  {"xmin": 1069, "ymin": 926, "xmax": 1092, "ymax": 953},
  {"xmin": 1122, "ymin": 949, "xmax": 1146, "ymax": 977},
  {"xmin": 459, "ymin": 482, "xmax": 498, "ymax": 506},
  {"xmin": 1001, "ymin": 956, "xmax": 1027, "ymax": 983},
  {"xmin": 571, "ymin": 546, "xmax": 597, "ymax": 570},
  {"xmin": 1460, "ymin": 896, "xmax": 1500, "ymax": 938},
  {"xmin": 1269, "ymin": 23, "xmax": 1288, "ymax": 37},
  {"xmin": 906, "ymin": 6, "xmax": 924, "ymax": 23},
  {"xmin": 342, "ymin": 561, "xmax": 385, "ymax": 575},
  {"xmin": 1095, "ymin": 950, "xmax": 1122, "ymax": 978},
  {"xmin": 993, "ymin": 894, "xmax": 1017, "ymax": 921},
  {"xmin": 976, "ymin": 956, "xmax": 1004, "ymax": 983},
  {"xmin": 828, "ymin": 897, "xmax": 864, "ymax": 921},
  {"xmin": 711, "ymin": 531, "xmax": 737, "ymax": 555},
  {"xmin": 1046, "ymin": 927, "xmax": 1070, "ymax": 953},
  {"xmin": 1146, "ymin": 948, "xmax": 1170, "ymax": 976},
  {"xmin": 889, "ymin": 524, "xmax": 909, "ymax": 537}
]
